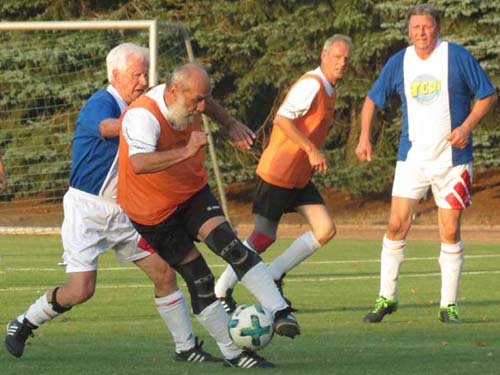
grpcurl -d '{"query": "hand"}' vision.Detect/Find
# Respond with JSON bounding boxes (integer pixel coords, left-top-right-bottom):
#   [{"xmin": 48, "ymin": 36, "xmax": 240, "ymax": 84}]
[
  {"xmin": 355, "ymin": 139, "xmax": 372, "ymax": 162},
  {"xmin": 308, "ymin": 148, "xmax": 328, "ymax": 174},
  {"xmin": 448, "ymin": 125, "xmax": 471, "ymax": 149},
  {"xmin": 186, "ymin": 131, "xmax": 209, "ymax": 157},
  {"xmin": 228, "ymin": 121, "xmax": 255, "ymax": 150}
]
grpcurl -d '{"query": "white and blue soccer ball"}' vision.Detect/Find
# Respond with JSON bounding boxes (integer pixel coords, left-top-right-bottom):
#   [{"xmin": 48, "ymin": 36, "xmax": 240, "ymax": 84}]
[{"xmin": 228, "ymin": 303, "xmax": 275, "ymax": 351}]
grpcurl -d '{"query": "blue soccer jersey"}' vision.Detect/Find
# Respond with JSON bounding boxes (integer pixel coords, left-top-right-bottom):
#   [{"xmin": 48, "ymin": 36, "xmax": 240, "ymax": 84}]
[
  {"xmin": 368, "ymin": 41, "xmax": 495, "ymax": 166},
  {"xmin": 69, "ymin": 87, "xmax": 125, "ymax": 196}
]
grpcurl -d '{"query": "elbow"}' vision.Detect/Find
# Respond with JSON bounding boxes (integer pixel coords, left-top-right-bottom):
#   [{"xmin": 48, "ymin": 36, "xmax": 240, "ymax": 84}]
[
  {"xmin": 129, "ymin": 155, "xmax": 147, "ymax": 174},
  {"xmin": 273, "ymin": 115, "xmax": 286, "ymax": 130},
  {"xmin": 492, "ymin": 93, "xmax": 498, "ymax": 106}
]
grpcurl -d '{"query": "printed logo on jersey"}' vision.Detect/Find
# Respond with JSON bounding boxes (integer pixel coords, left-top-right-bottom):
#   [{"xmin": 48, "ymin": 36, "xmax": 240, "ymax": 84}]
[{"xmin": 410, "ymin": 74, "xmax": 441, "ymax": 105}]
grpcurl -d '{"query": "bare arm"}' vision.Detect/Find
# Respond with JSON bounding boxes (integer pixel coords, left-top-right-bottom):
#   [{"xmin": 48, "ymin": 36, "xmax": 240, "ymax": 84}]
[
  {"xmin": 129, "ymin": 131, "xmax": 208, "ymax": 174},
  {"xmin": 204, "ymin": 97, "xmax": 255, "ymax": 150},
  {"xmin": 274, "ymin": 114, "xmax": 327, "ymax": 174},
  {"xmin": 98, "ymin": 118, "xmax": 121, "ymax": 138},
  {"xmin": 448, "ymin": 93, "xmax": 498, "ymax": 149},
  {"xmin": 355, "ymin": 97, "xmax": 377, "ymax": 162}
]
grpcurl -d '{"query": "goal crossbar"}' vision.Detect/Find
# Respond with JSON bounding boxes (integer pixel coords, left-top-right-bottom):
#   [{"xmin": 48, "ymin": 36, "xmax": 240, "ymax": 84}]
[{"xmin": 0, "ymin": 20, "xmax": 187, "ymax": 86}]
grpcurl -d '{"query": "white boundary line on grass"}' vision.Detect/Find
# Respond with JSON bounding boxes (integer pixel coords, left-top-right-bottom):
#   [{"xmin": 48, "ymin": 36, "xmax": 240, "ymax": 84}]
[
  {"xmin": 1, "ymin": 270, "xmax": 499, "ymax": 293},
  {"xmin": 3, "ymin": 253, "xmax": 500, "ymax": 273}
]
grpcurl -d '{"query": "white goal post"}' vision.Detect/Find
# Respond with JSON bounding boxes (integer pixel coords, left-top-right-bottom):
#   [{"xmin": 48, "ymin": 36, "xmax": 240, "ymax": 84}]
[{"xmin": 0, "ymin": 20, "xmax": 230, "ymax": 233}]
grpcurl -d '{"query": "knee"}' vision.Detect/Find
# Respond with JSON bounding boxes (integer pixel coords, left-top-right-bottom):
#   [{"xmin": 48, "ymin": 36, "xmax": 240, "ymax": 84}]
[
  {"xmin": 387, "ymin": 215, "xmax": 411, "ymax": 238},
  {"xmin": 439, "ymin": 224, "xmax": 460, "ymax": 243},
  {"xmin": 204, "ymin": 222, "xmax": 261, "ymax": 279},
  {"xmin": 63, "ymin": 285, "xmax": 94, "ymax": 305},
  {"xmin": 314, "ymin": 222, "xmax": 336, "ymax": 245},
  {"xmin": 174, "ymin": 256, "xmax": 216, "ymax": 314},
  {"xmin": 150, "ymin": 262, "xmax": 178, "ymax": 291}
]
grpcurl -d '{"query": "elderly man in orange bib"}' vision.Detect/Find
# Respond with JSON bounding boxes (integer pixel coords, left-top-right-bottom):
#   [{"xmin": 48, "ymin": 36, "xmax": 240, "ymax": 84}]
[
  {"xmin": 215, "ymin": 34, "xmax": 353, "ymax": 312},
  {"xmin": 117, "ymin": 63, "xmax": 300, "ymax": 369}
]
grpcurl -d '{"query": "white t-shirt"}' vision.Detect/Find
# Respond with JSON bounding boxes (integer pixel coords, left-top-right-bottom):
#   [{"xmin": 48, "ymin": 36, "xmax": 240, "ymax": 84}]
[
  {"xmin": 277, "ymin": 67, "xmax": 335, "ymax": 120},
  {"xmin": 122, "ymin": 84, "xmax": 168, "ymax": 156}
]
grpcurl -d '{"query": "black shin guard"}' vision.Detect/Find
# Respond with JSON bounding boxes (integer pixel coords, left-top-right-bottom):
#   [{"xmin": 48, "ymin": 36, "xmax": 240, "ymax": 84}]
[
  {"xmin": 204, "ymin": 222, "xmax": 261, "ymax": 279},
  {"xmin": 50, "ymin": 287, "xmax": 72, "ymax": 314},
  {"xmin": 174, "ymin": 256, "xmax": 216, "ymax": 314}
]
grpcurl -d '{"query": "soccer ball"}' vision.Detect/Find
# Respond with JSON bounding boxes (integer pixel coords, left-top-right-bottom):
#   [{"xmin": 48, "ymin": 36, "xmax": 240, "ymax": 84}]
[{"xmin": 228, "ymin": 303, "xmax": 275, "ymax": 351}]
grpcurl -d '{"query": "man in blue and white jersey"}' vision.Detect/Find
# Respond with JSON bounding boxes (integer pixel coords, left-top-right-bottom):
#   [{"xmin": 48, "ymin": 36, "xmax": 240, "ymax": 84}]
[
  {"xmin": 5, "ymin": 43, "xmax": 241, "ymax": 362},
  {"xmin": 356, "ymin": 3, "xmax": 497, "ymax": 324}
]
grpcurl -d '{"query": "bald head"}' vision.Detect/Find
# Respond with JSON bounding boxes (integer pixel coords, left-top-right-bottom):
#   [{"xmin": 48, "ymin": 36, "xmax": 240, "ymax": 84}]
[
  {"xmin": 168, "ymin": 63, "xmax": 211, "ymax": 93},
  {"xmin": 165, "ymin": 63, "xmax": 212, "ymax": 130}
]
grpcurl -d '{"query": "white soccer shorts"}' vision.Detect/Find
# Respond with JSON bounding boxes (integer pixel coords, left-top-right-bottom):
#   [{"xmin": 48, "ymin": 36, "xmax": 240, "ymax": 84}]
[
  {"xmin": 392, "ymin": 161, "xmax": 472, "ymax": 209},
  {"xmin": 61, "ymin": 187, "xmax": 153, "ymax": 273}
]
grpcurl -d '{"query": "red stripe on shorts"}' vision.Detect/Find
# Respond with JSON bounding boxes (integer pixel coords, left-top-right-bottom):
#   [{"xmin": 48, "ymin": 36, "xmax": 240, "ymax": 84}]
[
  {"xmin": 461, "ymin": 170, "xmax": 472, "ymax": 193},
  {"xmin": 445, "ymin": 192, "xmax": 464, "ymax": 210},
  {"xmin": 137, "ymin": 237, "xmax": 155, "ymax": 254},
  {"xmin": 453, "ymin": 182, "xmax": 470, "ymax": 207}
]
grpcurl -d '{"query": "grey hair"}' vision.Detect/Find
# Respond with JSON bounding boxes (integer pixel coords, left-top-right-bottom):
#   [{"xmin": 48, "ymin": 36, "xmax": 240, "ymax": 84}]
[
  {"xmin": 409, "ymin": 3, "xmax": 441, "ymax": 29},
  {"xmin": 323, "ymin": 34, "xmax": 353, "ymax": 52},
  {"xmin": 168, "ymin": 62, "xmax": 209, "ymax": 91},
  {"xmin": 106, "ymin": 43, "xmax": 149, "ymax": 83}
]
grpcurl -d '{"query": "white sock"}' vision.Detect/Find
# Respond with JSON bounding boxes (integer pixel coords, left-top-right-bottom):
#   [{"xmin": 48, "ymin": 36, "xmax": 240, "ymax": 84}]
[
  {"xmin": 155, "ymin": 290, "xmax": 194, "ymax": 353},
  {"xmin": 241, "ymin": 262, "xmax": 288, "ymax": 314},
  {"xmin": 214, "ymin": 266, "xmax": 239, "ymax": 298},
  {"xmin": 439, "ymin": 242, "xmax": 464, "ymax": 307},
  {"xmin": 214, "ymin": 240, "xmax": 254, "ymax": 298},
  {"xmin": 268, "ymin": 231, "xmax": 321, "ymax": 280},
  {"xmin": 23, "ymin": 293, "xmax": 62, "ymax": 327},
  {"xmin": 379, "ymin": 235, "xmax": 406, "ymax": 301},
  {"xmin": 195, "ymin": 300, "xmax": 241, "ymax": 360}
]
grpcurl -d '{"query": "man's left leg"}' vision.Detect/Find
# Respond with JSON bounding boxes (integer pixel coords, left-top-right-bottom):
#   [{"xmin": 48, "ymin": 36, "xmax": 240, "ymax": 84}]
[
  {"xmin": 267, "ymin": 204, "xmax": 335, "ymax": 284},
  {"xmin": 214, "ymin": 214, "xmax": 278, "ymax": 313},
  {"xmin": 437, "ymin": 208, "xmax": 464, "ymax": 323},
  {"xmin": 135, "ymin": 252, "xmax": 219, "ymax": 361},
  {"xmin": 201, "ymin": 217, "xmax": 300, "ymax": 338}
]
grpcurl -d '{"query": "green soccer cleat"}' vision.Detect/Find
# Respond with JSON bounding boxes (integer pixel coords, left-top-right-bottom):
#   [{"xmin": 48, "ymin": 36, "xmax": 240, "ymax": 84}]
[
  {"xmin": 438, "ymin": 304, "xmax": 462, "ymax": 324},
  {"xmin": 363, "ymin": 296, "xmax": 398, "ymax": 323}
]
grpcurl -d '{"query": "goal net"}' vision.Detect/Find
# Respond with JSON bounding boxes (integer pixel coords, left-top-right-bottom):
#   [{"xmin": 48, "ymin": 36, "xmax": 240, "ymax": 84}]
[{"xmin": 0, "ymin": 21, "xmax": 190, "ymax": 232}]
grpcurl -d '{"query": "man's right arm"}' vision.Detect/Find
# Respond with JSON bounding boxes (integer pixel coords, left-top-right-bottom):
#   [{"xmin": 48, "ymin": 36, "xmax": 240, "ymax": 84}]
[
  {"xmin": 355, "ymin": 54, "xmax": 401, "ymax": 163},
  {"xmin": 355, "ymin": 97, "xmax": 377, "ymax": 162},
  {"xmin": 99, "ymin": 119, "xmax": 120, "ymax": 138},
  {"xmin": 129, "ymin": 131, "xmax": 208, "ymax": 174},
  {"xmin": 274, "ymin": 115, "xmax": 327, "ymax": 174},
  {"xmin": 122, "ymin": 108, "xmax": 209, "ymax": 174}
]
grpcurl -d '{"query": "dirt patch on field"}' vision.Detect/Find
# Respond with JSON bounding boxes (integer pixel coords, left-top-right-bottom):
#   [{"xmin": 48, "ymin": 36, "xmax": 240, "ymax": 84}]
[
  {"xmin": 0, "ymin": 170, "xmax": 499, "ymax": 241},
  {"xmin": 226, "ymin": 170, "xmax": 500, "ymax": 241}
]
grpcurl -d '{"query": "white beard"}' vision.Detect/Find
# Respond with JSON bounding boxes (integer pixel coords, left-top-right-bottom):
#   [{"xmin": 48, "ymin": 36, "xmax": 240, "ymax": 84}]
[{"xmin": 166, "ymin": 95, "xmax": 196, "ymax": 130}]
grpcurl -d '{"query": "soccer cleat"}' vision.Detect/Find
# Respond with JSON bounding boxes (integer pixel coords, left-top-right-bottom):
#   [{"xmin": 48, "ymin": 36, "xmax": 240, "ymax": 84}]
[
  {"xmin": 363, "ymin": 296, "xmax": 398, "ymax": 323},
  {"xmin": 175, "ymin": 337, "xmax": 221, "ymax": 362},
  {"xmin": 275, "ymin": 273, "xmax": 294, "ymax": 309},
  {"xmin": 274, "ymin": 308, "xmax": 300, "ymax": 339},
  {"xmin": 438, "ymin": 304, "xmax": 462, "ymax": 324},
  {"xmin": 219, "ymin": 288, "xmax": 237, "ymax": 315},
  {"xmin": 224, "ymin": 350, "xmax": 274, "ymax": 368},
  {"xmin": 5, "ymin": 319, "xmax": 35, "ymax": 358}
]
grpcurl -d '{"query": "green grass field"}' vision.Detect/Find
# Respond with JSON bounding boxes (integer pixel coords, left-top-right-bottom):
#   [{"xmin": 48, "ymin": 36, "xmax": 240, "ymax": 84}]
[{"xmin": 1, "ymin": 235, "xmax": 499, "ymax": 375}]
